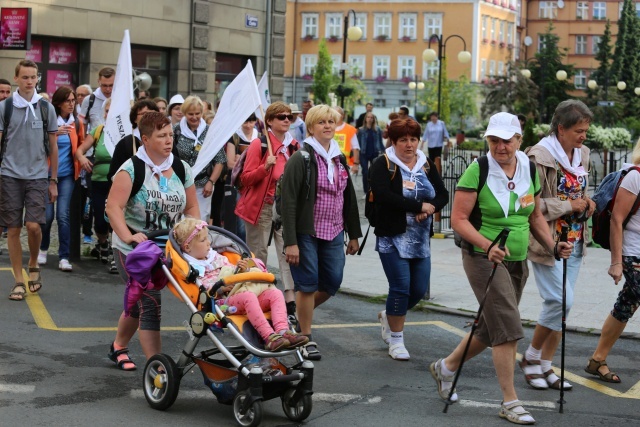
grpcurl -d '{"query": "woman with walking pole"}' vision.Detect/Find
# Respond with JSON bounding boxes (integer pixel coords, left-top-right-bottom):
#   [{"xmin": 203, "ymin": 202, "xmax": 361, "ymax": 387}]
[
  {"xmin": 521, "ymin": 100, "xmax": 595, "ymax": 393},
  {"xmin": 429, "ymin": 112, "xmax": 572, "ymax": 425}
]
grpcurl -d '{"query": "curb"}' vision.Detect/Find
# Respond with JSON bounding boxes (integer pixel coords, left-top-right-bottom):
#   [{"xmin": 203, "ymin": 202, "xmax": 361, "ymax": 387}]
[{"xmin": 338, "ymin": 287, "xmax": 640, "ymax": 341}]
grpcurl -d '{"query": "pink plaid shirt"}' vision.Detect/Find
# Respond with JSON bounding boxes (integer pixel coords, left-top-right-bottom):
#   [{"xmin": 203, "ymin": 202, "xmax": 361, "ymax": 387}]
[{"xmin": 313, "ymin": 152, "xmax": 348, "ymax": 241}]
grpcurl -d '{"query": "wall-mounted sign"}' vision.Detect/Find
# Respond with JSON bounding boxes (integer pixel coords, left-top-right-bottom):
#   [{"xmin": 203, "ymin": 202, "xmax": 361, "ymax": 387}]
[
  {"xmin": 245, "ymin": 14, "xmax": 258, "ymax": 28},
  {"xmin": 0, "ymin": 8, "xmax": 32, "ymax": 50},
  {"xmin": 46, "ymin": 70, "xmax": 74, "ymax": 96}
]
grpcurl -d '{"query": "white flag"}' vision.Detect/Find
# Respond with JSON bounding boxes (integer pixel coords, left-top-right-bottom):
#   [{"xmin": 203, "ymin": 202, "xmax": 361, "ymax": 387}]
[
  {"xmin": 191, "ymin": 60, "xmax": 262, "ymax": 176},
  {"xmin": 255, "ymin": 71, "xmax": 271, "ymax": 120},
  {"xmin": 103, "ymin": 30, "xmax": 134, "ymax": 156}
]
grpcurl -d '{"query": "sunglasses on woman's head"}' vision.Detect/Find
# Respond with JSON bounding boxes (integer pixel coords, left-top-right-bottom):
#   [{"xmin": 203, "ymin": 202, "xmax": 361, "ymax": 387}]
[{"xmin": 274, "ymin": 114, "xmax": 294, "ymax": 121}]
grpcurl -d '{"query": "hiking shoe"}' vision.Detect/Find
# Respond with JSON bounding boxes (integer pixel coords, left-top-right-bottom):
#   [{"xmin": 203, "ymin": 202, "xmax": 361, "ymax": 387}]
[
  {"xmin": 37, "ymin": 250, "xmax": 47, "ymax": 265},
  {"xmin": 265, "ymin": 333, "xmax": 290, "ymax": 351},
  {"xmin": 58, "ymin": 259, "xmax": 73, "ymax": 272},
  {"xmin": 282, "ymin": 331, "xmax": 309, "ymax": 348},
  {"xmin": 430, "ymin": 359, "xmax": 458, "ymax": 403},
  {"xmin": 83, "ymin": 235, "xmax": 93, "ymax": 245},
  {"xmin": 109, "ymin": 260, "xmax": 118, "ymax": 274},
  {"xmin": 301, "ymin": 341, "xmax": 321, "ymax": 360}
]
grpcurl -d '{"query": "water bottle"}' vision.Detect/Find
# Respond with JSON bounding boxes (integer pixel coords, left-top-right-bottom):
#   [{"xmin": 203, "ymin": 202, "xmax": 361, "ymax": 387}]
[{"xmin": 83, "ymin": 198, "xmax": 91, "ymax": 220}]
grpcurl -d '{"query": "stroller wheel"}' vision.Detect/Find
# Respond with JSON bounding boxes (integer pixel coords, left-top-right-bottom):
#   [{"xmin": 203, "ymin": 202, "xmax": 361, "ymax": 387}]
[
  {"xmin": 143, "ymin": 353, "xmax": 180, "ymax": 410},
  {"xmin": 281, "ymin": 387, "xmax": 313, "ymax": 422},
  {"xmin": 233, "ymin": 390, "xmax": 263, "ymax": 427}
]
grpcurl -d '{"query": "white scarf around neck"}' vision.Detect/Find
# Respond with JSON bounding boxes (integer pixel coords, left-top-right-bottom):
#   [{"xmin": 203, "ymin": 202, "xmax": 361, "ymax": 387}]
[
  {"xmin": 269, "ymin": 128, "xmax": 294, "ymax": 147},
  {"xmin": 179, "ymin": 117, "xmax": 206, "ymax": 145},
  {"xmin": 13, "ymin": 90, "xmax": 43, "ymax": 123},
  {"xmin": 135, "ymin": 145, "xmax": 174, "ymax": 179},
  {"xmin": 385, "ymin": 146, "xmax": 428, "ymax": 179},
  {"xmin": 304, "ymin": 136, "xmax": 342, "ymax": 184},
  {"xmin": 183, "ymin": 248, "xmax": 220, "ymax": 276},
  {"xmin": 537, "ymin": 134, "xmax": 587, "ymax": 177},
  {"xmin": 57, "ymin": 114, "xmax": 75, "ymax": 127},
  {"xmin": 486, "ymin": 150, "xmax": 531, "ymax": 218},
  {"xmin": 133, "ymin": 128, "xmax": 141, "ymax": 140},
  {"xmin": 92, "ymin": 87, "xmax": 107, "ymax": 101},
  {"xmin": 236, "ymin": 127, "xmax": 258, "ymax": 143}
]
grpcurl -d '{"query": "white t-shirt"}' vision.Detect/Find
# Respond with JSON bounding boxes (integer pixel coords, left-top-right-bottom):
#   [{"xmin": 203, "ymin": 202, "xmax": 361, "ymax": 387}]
[{"xmin": 620, "ymin": 168, "xmax": 640, "ymax": 255}]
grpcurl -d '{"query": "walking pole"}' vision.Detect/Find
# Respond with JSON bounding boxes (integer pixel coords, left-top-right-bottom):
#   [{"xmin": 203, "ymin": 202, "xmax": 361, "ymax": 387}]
[
  {"xmin": 558, "ymin": 224, "xmax": 569, "ymax": 413},
  {"xmin": 444, "ymin": 227, "xmax": 511, "ymax": 413}
]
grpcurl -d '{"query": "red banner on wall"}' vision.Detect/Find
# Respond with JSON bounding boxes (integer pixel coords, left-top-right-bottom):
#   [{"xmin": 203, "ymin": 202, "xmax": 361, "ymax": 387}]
[{"xmin": 0, "ymin": 8, "xmax": 32, "ymax": 50}]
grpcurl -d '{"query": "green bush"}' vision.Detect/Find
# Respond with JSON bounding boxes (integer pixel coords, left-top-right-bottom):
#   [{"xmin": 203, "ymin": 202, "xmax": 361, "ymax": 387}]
[{"xmin": 456, "ymin": 140, "xmax": 486, "ymax": 151}]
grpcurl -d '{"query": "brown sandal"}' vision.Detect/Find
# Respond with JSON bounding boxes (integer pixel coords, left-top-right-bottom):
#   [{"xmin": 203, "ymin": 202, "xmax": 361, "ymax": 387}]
[
  {"xmin": 585, "ymin": 358, "xmax": 621, "ymax": 383},
  {"xmin": 28, "ymin": 266, "xmax": 42, "ymax": 293},
  {"xmin": 9, "ymin": 283, "xmax": 26, "ymax": 301}
]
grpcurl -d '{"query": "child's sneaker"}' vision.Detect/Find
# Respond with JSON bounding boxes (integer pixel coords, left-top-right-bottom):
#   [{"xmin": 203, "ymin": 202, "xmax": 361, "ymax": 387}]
[
  {"xmin": 282, "ymin": 332, "xmax": 309, "ymax": 348},
  {"xmin": 265, "ymin": 333, "xmax": 290, "ymax": 351}
]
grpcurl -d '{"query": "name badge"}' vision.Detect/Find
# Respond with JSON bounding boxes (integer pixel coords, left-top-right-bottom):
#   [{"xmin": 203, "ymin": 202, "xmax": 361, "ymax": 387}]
[
  {"xmin": 403, "ymin": 180, "xmax": 416, "ymax": 190},
  {"xmin": 159, "ymin": 176, "xmax": 169, "ymax": 193},
  {"xmin": 31, "ymin": 120, "xmax": 43, "ymax": 129},
  {"xmin": 520, "ymin": 193, "xmax": 534, "ymax": 208}
]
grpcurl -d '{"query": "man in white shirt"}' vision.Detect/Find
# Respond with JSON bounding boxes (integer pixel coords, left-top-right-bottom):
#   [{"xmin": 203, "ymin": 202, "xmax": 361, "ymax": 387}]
[{"xmin": 79, "ymin": 67, "xmax": 115, "ymax": 134}]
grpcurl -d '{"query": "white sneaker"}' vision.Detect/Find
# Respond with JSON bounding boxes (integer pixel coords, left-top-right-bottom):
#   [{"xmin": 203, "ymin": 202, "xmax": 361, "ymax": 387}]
[
  {"xmin": 58, "ymin": 259, "xmax": 73, "ymax": 272},
  {"xmin": 378, "ymin": 310, "xmax": 391, "ymax": 344},
  {"xmin": 37, "ymin": 250, "xmax": 47, "ymax": 265}
]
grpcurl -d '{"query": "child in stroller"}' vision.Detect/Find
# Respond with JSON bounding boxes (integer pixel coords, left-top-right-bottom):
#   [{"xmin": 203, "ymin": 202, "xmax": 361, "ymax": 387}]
[{"xmin": 173, "ymin": 218, "xmax": 308, "ymax": 351}]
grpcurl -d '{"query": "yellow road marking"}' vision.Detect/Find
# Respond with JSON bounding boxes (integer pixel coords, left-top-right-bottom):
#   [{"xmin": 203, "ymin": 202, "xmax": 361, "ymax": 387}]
[{"xmin": 14, "ymin": 276, "xmax": 640, "ymax": 399}]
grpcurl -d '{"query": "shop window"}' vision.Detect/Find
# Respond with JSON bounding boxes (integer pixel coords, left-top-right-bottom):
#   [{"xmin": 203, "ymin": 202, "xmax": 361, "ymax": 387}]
[
  {"xmin": 131, "ymin": 46, "xmax": 170, "ymax": 99},
  {"xmin": 25, "ymin": 37, "xmax": 80, "ymax": 97}
]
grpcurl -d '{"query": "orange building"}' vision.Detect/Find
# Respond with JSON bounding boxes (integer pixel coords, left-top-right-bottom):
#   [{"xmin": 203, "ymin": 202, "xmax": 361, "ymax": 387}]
[{"xmin": 284, "ymin": 0, "xmax": 520, "ymax": 108}]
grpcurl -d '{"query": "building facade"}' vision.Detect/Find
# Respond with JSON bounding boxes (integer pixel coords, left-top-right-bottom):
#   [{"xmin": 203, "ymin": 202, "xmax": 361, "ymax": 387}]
[{"xmin": 0, "ymin": 0, "xmax": 287, "ymax": 104}]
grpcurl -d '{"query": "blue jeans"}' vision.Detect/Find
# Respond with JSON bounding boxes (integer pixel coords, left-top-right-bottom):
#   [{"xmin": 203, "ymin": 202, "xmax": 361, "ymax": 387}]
[
  {"xmin": 379, "ymin": 248, "xmax": 431, "ymax": 316},
  {"xmin": 41, "ymin": 174, "xmax": 74, "ymax": 259},
  {"xmin": 290, "ymin": 232, "xmax": 345, "ymax": 295}
]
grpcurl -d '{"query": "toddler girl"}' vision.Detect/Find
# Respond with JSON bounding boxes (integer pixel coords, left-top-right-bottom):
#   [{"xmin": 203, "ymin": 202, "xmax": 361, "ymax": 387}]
[{"xmin": 173, "ymin": 218, "xmax": 308, "ymax": 351}]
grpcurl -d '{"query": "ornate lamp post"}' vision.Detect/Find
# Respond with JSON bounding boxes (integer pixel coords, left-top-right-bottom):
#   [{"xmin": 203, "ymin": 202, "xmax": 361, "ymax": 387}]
[
  {"xmin": 408, "ymin": 75, "xmax": 425, "ymax": 119},
  {"xmin": 338, "ymin": 10, "xmax": 363, "ymax": 109}
]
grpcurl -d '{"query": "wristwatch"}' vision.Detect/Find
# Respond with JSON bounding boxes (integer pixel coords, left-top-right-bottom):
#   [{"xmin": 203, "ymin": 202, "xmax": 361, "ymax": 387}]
[{"xmin": 49, "ymin": 177, "xmax": 58, "ymax": 184}]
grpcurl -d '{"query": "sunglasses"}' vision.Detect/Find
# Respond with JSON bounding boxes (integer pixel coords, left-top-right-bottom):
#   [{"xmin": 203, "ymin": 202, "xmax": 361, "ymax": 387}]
[{"xmin": 274, "ymin": 114, "xmax": 294, "ymax": 121}]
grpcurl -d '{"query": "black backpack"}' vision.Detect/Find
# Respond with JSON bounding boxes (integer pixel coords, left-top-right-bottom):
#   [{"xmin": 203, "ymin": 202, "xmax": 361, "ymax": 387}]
[
  {"xmin": 129, "ymin": 156, "xmax": 186, "ymax": 200},
  {"xmin": 273, "ymin": 147, "xmax": 310, "ymax": 231},
  {"xmin": 0, "ymin": 96, "xmax": 53, "ymax": 163}
]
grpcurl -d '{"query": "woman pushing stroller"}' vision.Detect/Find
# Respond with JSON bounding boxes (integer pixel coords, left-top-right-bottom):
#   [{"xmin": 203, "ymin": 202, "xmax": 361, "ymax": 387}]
[{"xmin": 172, "ymin": 218, "xmax": 308, "ymax": 351}]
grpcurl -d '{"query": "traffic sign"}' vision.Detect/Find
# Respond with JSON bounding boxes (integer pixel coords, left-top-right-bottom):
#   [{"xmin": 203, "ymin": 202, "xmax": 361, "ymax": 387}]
[{"xmin": 597, "ymin": 101, "xmax": 615, "ymax": 107}]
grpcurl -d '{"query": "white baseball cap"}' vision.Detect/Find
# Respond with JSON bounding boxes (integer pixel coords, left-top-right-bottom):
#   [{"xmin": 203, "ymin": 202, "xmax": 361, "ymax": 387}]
[
  {"xmin": 168, "ymin": 94, "xmax": 184, "ymax": 108},
  {"xmin": 484, "ymin": 112, "xmax": 522, "ymax": 140}
]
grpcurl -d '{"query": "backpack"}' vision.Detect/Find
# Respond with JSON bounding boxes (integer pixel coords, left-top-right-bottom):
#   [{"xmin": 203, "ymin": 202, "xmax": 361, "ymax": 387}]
[
  {"xmin": 591, "ymin": 167, "xmax": 640, "ymax": 250},
  {"xmin": 364, "ymin": 154, "xmax": 430, "ymax": 227},
  {"xmin": 273, "ymin": 147, "xmax": 311, "ymax": 231},
  {"xmin": 85, "ymin": 93, "xmax": 96, "ymax": 129},
  {"xmin": 453, "ymin": 156, "xmax": 537, "ymax": 251},
  {"xmin": 129, "ymin": 156, "xmax": 186, "ymax": 201},
  {"xmin": 0, "ymin": 96, "xmax": 51, "ymax": 163},
  {"xmin": 230, "ymin": 135, "xmax": 268, "ymax": 191}
]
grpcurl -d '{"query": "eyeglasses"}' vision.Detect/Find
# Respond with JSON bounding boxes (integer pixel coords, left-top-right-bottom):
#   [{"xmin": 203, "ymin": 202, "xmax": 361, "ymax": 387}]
[
  {"xmin": 274, "ymin": 114, "xmax": 294, "ymax": 121},
  {"xmin": 63, "ymin": 98, "xmax": 76, "ymax": 104},
  {"xmin": 99, "ymin": 84, "xmax": 114, "ymax": 89}
]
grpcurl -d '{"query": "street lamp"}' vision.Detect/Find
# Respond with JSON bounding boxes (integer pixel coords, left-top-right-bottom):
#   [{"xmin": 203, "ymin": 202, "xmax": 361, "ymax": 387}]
[
  {"xmin": 422, "ymin": 34, "xmax": 471, "ymax": 117},
  {"xmin": 408, "ymin": 75, "xmax": 425, "ymax": 117},
  {"xmin": 338, "ymin": 10, "xmax": 363, "ymax": 108}
]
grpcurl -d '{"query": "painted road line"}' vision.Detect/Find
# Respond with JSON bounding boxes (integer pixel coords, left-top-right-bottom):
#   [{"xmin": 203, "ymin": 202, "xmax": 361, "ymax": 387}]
[
  {"xmin": 460, "ymin": 399, "xmax": 556, "ymax": 409},
  {"xmin": 20, "ymin": 269, "xmax": 58, "ymax": 330},
  {"xmin": 0, "ymin": 384, "xmax": 36, "ymax": 393}
]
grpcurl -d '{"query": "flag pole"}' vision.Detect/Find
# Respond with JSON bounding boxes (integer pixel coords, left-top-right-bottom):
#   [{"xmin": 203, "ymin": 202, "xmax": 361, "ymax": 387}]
[{"xmin": 259, "ymin": 105, "xmax": 273, "ymax": 156}]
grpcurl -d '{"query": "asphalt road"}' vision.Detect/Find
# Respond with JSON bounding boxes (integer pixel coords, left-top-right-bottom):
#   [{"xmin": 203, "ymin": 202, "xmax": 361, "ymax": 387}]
[{"xmin": 1, "ymin": 257, "xmax": 640, "ymax": 427}]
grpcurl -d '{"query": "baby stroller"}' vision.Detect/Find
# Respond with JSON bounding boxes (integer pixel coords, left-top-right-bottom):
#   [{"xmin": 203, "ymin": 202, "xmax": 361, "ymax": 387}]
[{"xmin": 140, "ymin": 226, "xmax": 314, "ymax": 427}]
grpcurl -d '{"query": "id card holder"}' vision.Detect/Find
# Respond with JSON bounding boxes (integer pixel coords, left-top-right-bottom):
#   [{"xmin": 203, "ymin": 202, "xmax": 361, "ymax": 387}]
[
  {"xmin": 403, "ymin": 180, "xmax": 416, "ymax": 190},
  {"xmin": 159, "ymin": 176, "xmax": 169, "ymax": 193},
  {"xmin": 519, "ymin": 193, "xmax": 534, "ymax": 208},
  {"xmin": 31, "ymin": 120, "xmax": 43, "ymax": 129}
]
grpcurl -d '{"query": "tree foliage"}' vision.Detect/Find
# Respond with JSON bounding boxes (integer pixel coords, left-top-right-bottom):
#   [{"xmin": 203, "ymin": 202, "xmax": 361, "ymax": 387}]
[
  {"xmin": 611, "ymin": 0, "xmax": 640, "ymax": 116},
  {"xmin": 448, "ymin": 74, "xmax": 478, "ymax": 131},
  {"xmin": 311, "ymin": 39, "xmax": 333, "ymax": 104},
  {"xmin": 482, "ymin": 62, "xmax": 539, "ymax": 119}
]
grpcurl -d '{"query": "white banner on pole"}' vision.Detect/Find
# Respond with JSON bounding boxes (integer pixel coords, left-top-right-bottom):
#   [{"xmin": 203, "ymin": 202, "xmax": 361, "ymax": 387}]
[
  {"xmin": 191, "ymin": 60, "xmax": 262, "ymax": 177},
  {"xmin": 255, "ymin": 71, "xmax": 271, "ymax": 120},
  {"xmin": 103, "ymin": 29, "xmax": 134, "ymax": 156}
]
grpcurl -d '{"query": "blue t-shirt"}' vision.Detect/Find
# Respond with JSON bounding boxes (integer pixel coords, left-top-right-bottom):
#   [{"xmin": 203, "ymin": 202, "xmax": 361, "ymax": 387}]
[{"xmin": 55, "ymin": 133, "xmax": 73, "ymax": 178}]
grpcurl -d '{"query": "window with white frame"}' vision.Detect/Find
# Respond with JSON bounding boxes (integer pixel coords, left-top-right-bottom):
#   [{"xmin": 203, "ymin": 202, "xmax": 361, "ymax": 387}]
[
  {"xmin": 498, "ymin": 62, "xmax": 504, "ymax": 76},
  {"xmin": 576, "ymin": 35, "xmax": 587, "ymax": 54},
  {"xmin": 517, "ymin": 0, "xmax": 523, "ymax": 24},
  {"xmin": 481, "ymin": 59, "xmax": 487, "ymax": 81},
  {"xmin": 507, "ymin": 23, "xmax": 514, "ymax": 45},
  {"xmin": 398, "ymin": 56, "xmax": 415, "ymax": 80},
  {"xmin": 349, "ymin": 55, "xmax": 365, "ymax": 78},
  {"xmin": 325, "ymin": 13, "xmax": 343, "ymax": 38},
  {"xmin": 499, "ymin": 21, "xmax": 505, "ymax": 43},
  {"xmin": 374, "ymin": 13, "xmax": 392, "ymax": 38},
  {"xmin": 423, "ymin": 59, "xmax": 439, "ymax": 80},
  {"xmin": 538, "ymin": 35, "xmax": 546, "ymax": 52},
  {"xmin": 515, "ymin": 32, "xmax": 521, "ymax": 59},
  {"xmin": 349, "ymin": 13, "xmax": 367, "ymax": 40},
  {"xmin": 593, "ymin": 2, "xmax": 606, "ymax": 19},
  {"xmin": 592, "ymin": 35, "xmax": 601, "ymax": 55},
  {"xmin": 491, "ymin": 18, "xmax": 496, "ymax": 41},
  {"xmin": 300, "ymin": 54, "xmax": 317, "ymax": 76},
  {"xmin": 576, "ymin": 2, "xmax": 588, "ymax": 19},
  {"xmin": 539, "ymin": 1, "xmax": 557, "ymax": 19},
  {"xmin": 636, "ymin": 3, "xmax": 640, "ymax": 18},
  {"xmin": 399, "ymin": 13, "xmax": 417, "ymax": 40},
  {"xmin": 373, "ymin": 56, "xmax": 390, "ymax": 78},
  {"xmin": 331, "ymin": 55, "xmax": 341, "ymax": 75},
  {"xmin": 574, "ymin": 70, "xmax": 586, "ymax": 88},
  {"xmin": 489, "ymin": 60, "xmax": 496, "ymax": 77},
  {"xmin": 302, "ymin": 13, "xmax": 319, "ymax": 38},
  {"xmin": 424, "ymin": 13, "xmax": 443, "ymax": 39},
  {"xmin": 481, "ymin": 16, "xmax": 488, "ymax": 40}
]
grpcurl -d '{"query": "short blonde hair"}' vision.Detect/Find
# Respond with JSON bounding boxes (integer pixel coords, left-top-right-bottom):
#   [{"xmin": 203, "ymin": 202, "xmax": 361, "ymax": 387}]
[
  {"xmin": 173, "ymin": 217, "xmax": 206, "ymax": 248},
  {"xmin": 632, "ymin": 137, "xmax": 640, "ymax": 165},
  {"xmin": 264, "ymin": 101, "xmax": 291, "ymax": 125},
  {"xmin": 180, "ymin": 95, "xmax": 204, "ymax": 115},
  {"xmin": 305, "ymin": 105, "xmax": 340, "ymax": 136}
]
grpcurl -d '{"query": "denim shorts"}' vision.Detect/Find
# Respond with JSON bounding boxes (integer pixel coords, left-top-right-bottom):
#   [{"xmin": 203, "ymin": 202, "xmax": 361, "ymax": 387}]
[{"xmin": 290, "ymin": 232, "xmax": 345, "ymax": 295}]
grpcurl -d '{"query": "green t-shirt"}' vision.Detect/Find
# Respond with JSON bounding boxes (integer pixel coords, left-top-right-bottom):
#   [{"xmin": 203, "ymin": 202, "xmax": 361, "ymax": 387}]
[
  {"xmin": 90, "ymin": 126, "xmax": 112, "ymax": 182},
  {"xmin": 456, "ymin": 161, "xmax": 540, "ymax": 261}
]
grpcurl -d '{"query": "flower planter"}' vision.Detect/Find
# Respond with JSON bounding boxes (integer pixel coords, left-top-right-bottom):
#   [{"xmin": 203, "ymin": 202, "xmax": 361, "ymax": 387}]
[
  {"xmin": 375, "ymin": 76, "xmax": 387, "ymax": 83},
  {"xmin": 499, "ymin": 42, "xmax": 506, "ymax": 48},
  {"xmin": 327, "ymin": 36, "xmax": 339, "ymax": 43},
  {"xmin": 401, "ymin": 36, "xmax": 412, "ymax": 42},
  {"xmin": 482, "ymin": 38, "xmax": 489, "ymax": 44},
  {"xmin": 302, "ymin": 74, "xmax": 313, "ymax": 80},
  {"xmin": 490, "ymin": 40, "xmax": 497, "ymax": 46},
  {"xmin": 401, "ymin": 76, "xmax": 412, "ymax": 83},
  {"xmin": 303, "ymin": 35, "xmax": 314, "ymax": 41},
  {"xmin": 376, "ymin": 35, "xmax": 389, "ymax": 42}
]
